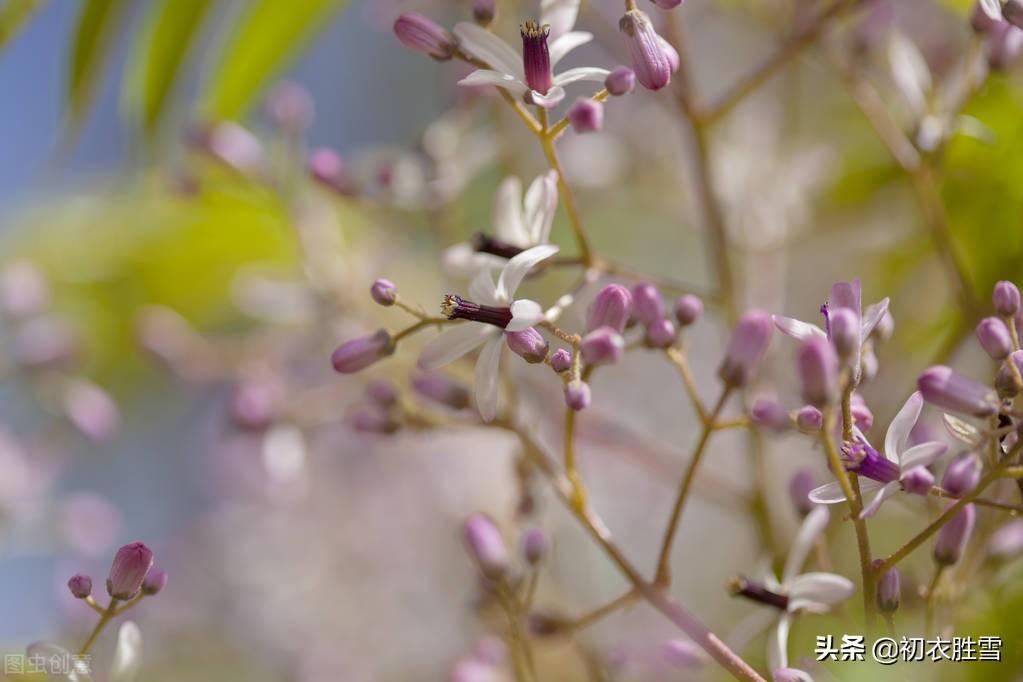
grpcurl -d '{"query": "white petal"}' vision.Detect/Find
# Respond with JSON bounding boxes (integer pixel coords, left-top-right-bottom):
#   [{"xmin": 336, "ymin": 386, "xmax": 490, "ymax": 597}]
[
  {"xmin": 507, "ymin": 299, "xmax": 544, "ymax": 331},
  {"xmin": 474, "ymin": 335, "xmax": 503, "ymax": 422},
  {"xmin": 453, "ymin": 23, "xmax": 523, "ymax": 78},
  {"xmin": 782, "ymin": 506, "xmax": 829, "ymax": 582},
  {"xmin": 888, "ymin": 30, "xmax": 931, "ymax": 118},
  {"xmin": 540, "ymin": 0, "xmax": 580, "ymax": 39},
  {"xmin": 527, "ymin": 86, "xmax": 565, "ymax": 109},
  {"xmin": 493, "ymin": 176, "xmax": 528, "ymax": 245},
  {"xmin": 549, "ymin": 31, "xmax": 592, "ymax": 67},
  {"xmin": 497, "ymin": 244, "xmax": 559, "ymax": 300},
  {"xmin": 786, "ymin": 572, "xmax": 855, "ymax": 610},
  {"xmin": 767, "ymin": 614, "xmax": 792, "ymax": 672},
  {"xmin": 806, "ymin": 482, "xmax": 847, "ymax": 505},
  {"xmin": 885, "ymin": 391, "xmax": 922, "ymax": 463},
  {"xmin": 899, "ymin": 441, "xmax": 948, "ymax": 471},
  {"xmin": 553, "ymin": 66, "xmax": 611, "ymax": 86},
  {"xmin": 469, "ymin": 265, "xmax": 500, "ymax": 305},
  {"xmin": 442, "ymin": 243, "xmax": 503, "ymax": 279},
  {"xmin": 859, "ymin": 482, "xmax": 900, "ymax": 519},
  {"xmin": 457, "ymin": 69, "xmax": 528, "ymax": 97},
  {"xmin": 109, "ymin": 621, "xmax": 142, "ymax": 682},
  {"xmin": 772, "ymin": 315, "xmax": 826, "ymax": 341},
  {"xmin": 523, "ymin": 170, "xmax": 558, "ymax": 244},
  {"xmin": 861, "ymin": 297, "xmax": 890, "ymax": 340},
  {"xmin": 418, "ymin": 323, "xmax": 493, "ymax": 370}
]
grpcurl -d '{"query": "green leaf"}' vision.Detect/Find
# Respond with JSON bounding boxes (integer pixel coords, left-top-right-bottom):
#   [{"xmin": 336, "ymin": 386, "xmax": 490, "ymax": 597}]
[
  {"xmin": 122, "ymin": 0, "xmax": 216, "ymax": 137},
  {"xmin": 65, "ymin": 0, "xmax": 130, "ymax": 143},
  {"xmin": 0, "ymin": 0, "xmax": 46, "ymax": 52},
  {"xmin": 200, "ymin": 0, "xmax": 349, "ymax": 121}
]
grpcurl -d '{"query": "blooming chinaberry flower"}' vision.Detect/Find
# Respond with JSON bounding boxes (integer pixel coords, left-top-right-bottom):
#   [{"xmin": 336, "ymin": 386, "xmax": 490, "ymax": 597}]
[
  {"xmin": 808, "ymin": 392, "xmax": 948, "ymax": 518},
  {"xmin": 419, "ymin": 245, "xmax": 558, "ymax": 421}
]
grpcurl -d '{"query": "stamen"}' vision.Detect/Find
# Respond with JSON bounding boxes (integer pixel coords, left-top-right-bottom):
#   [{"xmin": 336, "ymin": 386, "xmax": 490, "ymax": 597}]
[
  {"xmin": 442, "ymin": 295, "xmax": 513, "ymax": 329},
  {"xmin": 820, "ymin": 303, "xmax": 831, "ymax": 338},
  {"xmin": 520, "ymin": 20, "xmax": 553, "ymax": 94},
  {"xmin": 728, "ymin": 576, "xmax": 789, "ymax": 610},
  {"xmin": 472, "ymin": 233, "xmax": 525, "ymax": 259}
]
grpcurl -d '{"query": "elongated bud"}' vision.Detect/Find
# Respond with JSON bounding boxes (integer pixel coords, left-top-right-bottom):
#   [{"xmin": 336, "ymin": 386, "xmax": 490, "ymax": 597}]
[
  {"xmin": 828, "ymin": 308, "xmax": 858, "ymax": 359},
  {"xmin": 631, "ymin": 283, "xmax": 665, "ymax": 325},
  {"xmin": 988, "ymin": 519, "xmax": 1023, "ymax": 559},
  {"xmin": 918, "ymin": 366, "xmax": 999, "ymax": 417},
  {"xmin": 413, "ymin": 373, "xmax": 471, "ymax": 409},
  {"xmin": 674, "ymin": 294, "xmax": 703, "ymax": 326},
  {"xmin": 370, "ymin": 279, "xmax": 398, "ymax": 306},
  {"xmin": 568, "ymin": 98, "xmax": 604, "ymax": 133},
  {"xmin": 506, "ymin": 328, "xmax": 548, "ymax": 363},
  {"xmin": 718, "ymin": 311, "xmax": 773, "ymax": 388},
  {"xmin": 658, "ymin": 35, "xmax": 680, "ymax": 73},
  {"xmin": 751, "ymin": 398, "xmax": 791, "ymax": 432},
  {"xmin": 934, "ymin": 503, "xmax": 976, "ymax": 565},
  {"xmin": 522, "ymin": 528, "xmax": 548, "ymax": 565},
  {"xmin": 142, "ymin": 567, "xmax": 167, "ymax": 595},
  {"xmin": 472, "ymin": 0, "xmax": 496, "ymax": 25},
  {"xmin": 394, "ymin": 13, "xmax": 456, "ymax": 60},
  {"xmin": 645, "ymin": 318, "xmax": 677, "ymax": 348},
  {"xmin": 107, "ymin": 542, "xmax": 154, "ymax": 600},
  {"xmin": 605, "ymin": 66, "xmax": 636, "ymax": 96},
  {"xmin": 581, "ymin": 327, "xmax": 625, "ymax": 365},
  {"xmin": 796, "ymin": 405, "xmax": 823, "ymax": 433},
  {"xmin": 550, "ymin": 348, "xmax": 572, "ymax": 373},
  {"xmin": 942, "ymin": 453, "xmax": 981, "ymax": 497},
  {"xmin": 463, "ymin": 514, "xmax": 509, "ymax": 580},
  {"xmin": 789, "ymin": 469, "xmax": 817, "ymax": 516},
  {"xmin": 798, "ymin": 336, "xmax": 838, "ymax": 407},
  {"xmin": 901, "ymin": 465, "xmax": 935, "ymax": 495},
  {"xmin": 565, "ymin": 380, "xmax": 591, "ymax": 411},
  {"xmin": 875, "ymin": 562, "xmax": 900, "ymax": 613},
  {"xmin": 587, "ymin": 284, "xmax": 632, "ymax": 333},
  {"xmin": 977, "ymin": 317, "xmax": 1012, "ymax": 360},
  {"xmin": 994, "ymin": 281, "xmax": 1021, "ymax": 317},
  {"xmin": 619, "ymin": 9, "xmax": 671, "ymax": 90},
  {"xmin": 331, "ymin": 330, "xmax": 394, "ymax": 373},
  {"xmin": 309, "ymin": 147, "xmax": 347, "ymax": 193},
  {"xmin": 67, "ymin": 574, "xmax": 92, "ymax": 599}
]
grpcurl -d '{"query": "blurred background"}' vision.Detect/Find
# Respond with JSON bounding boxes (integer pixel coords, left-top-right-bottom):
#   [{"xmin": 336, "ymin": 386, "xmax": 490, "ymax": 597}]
[{"xmin": 1, "ymin": 0, "xmax": 1022, "ymax": 680}]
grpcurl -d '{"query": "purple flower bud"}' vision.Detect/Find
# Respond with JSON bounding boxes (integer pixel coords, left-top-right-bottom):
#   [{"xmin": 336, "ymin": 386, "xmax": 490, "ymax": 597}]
[
  {"xmin": 1006, "ymin": 0, "xmax": 1023, "ymax": 29},
  {"xmin": 751, "ymin": 398, "xmax": 791, "ymax": 432},
  {"xmin": 370, "ymin": 279, "xmax": 398, "ymax": 306},
  {"xmin": 645, "ymin": 318, "xmax": 677, "ymax": 348},
  {"xmin": 789, "ymin": 469, "xmax": 817, "ymax": 516},
  {"xmin": 506, "ymin": 328, "xmax": 549, "ymax": 364},
  {"xmin": 850, "ymin": 394, "xmax": 874, "ymax": 432},
  {"xmin": 463, "ymin": 513, "xmax": 509, "ymax": 580},
  {"xmin": 581, "ymin": 327, "xmax": 625, "ymax": 365},
  {"xmin": 522, "ymin": 528, "xmax": 548, "ymax": 565},
  {"xmin": 674, "ymin": 294, "xmax": 703, "ymax": 326},
  {"xmin": 0, "ymin": 260, "xmax": 49, "ymax": 318},
  {"xmin": 989, "ymin": 23, "xmax": 1023, "ymax": 71},
  {"xmin": 605, "ymin": 66, "xmax": 636, "ymax": 96},
  {"xmin": 550, "ymin": 348, "xmax": 572, "ymax": 373},
  {"xmin": 828, "ymin": 307, "xmax": 859, "ymax": 359},
  {"xmin": 976, "ymin": 316, "xmax": 1012, "ymax": 360},
  {"xmin": 718, "ymin": 311, "xmax": 773, "ymax": 388},
  {"xmin": 934, "ymin": 503, "xmax": 976, "ymax": 565},
  {"xmin": 994, "ymin": 280, "xmax": 1021, "ymax": 317},
  {"xmin": 64, "ymin": 380, "xmax": 120, "ymax": 442},
  {"xmin": 901, "ymin": 466, "xmax": 935, "ymax": 495},
  {"xmin": 67, "ymin": 574, "xmax": 92, "ymax": 599},
  {"xmin": 796, "ymin": 405, "xmax": 823, "ymax": 433},
  {"xmin": 107, "ymin": 542, "xmax": 154, "ymax": 600},
  {"xmin": 472, "ymin": 0, "xmax": 496, "ymax": 25},
  {"xmin": 413, "ymin": 373, "xmax": 471, "ymax": 409},
  {"xmin": 631, "ymin": 282, "xmax": 665, "ymax": 325},
  {"xmin": 367, "ymin": 379, "xmax": 399, "ymax": 409},
  {"xmin": 264, "ymin": 82, "xmax": 314, "ymax": 131},
  {"xmin": 331, "ymin": 330, "xmax": 394, "ymax": 373},
  {"xmin": 972, "ymin": 0, "xmax": 1002, "ymax": 34},
  {"xmin": 918, "ymin": 366, "xmax": 998, "ymax": 417},
  {"xmin": 141, "ymin": 567, "xmax": 167, "ymax": 595},
  {"xmin": 876, "ymin": 564, "xmax": 900, "ymax": 613},
  {"xmin": 521, "ymin": 21, "xmax": 554, "ymax": 94},
  {"xmin": 988, "ymin": 519, "xmax": 1023, "ymax": 559},
  {"xmin": 351, "ymin": 408, "xmax": 399, "ymax": 434},
  {"xmin": 309, "ymin": 147, "xmax": 347, "ymax": 193},
  {"xmin": 652, "ymin": 0, "xmax": 685, "ymax": 8},
  {"xmin": 619, "ymin": 9, "xmax": 672, "ymax": 90},
  {"xmin": 797, "ymin": 336, "xmax": 839, "ymax": 407},
  {"xmin": 586, "ymin": 284, "xmax": 632, "ymax": 333},
  {"xmin": 567, "ymin": 98, "xmax": 604, "ymax": 133},
  {"xmin": 231, "ymin": 381, "xmax": 277, "ymax": 430},
  {"xmin": 565, "ymin": 380, "xmax": 592, "ymax": 411},
  {"xmin": 942, "ymin": 453, "xmax": 981, "ymax": 497},
  {"xmin": 394, "ymin": 13, "xmax": 456, "ymax": 61}
]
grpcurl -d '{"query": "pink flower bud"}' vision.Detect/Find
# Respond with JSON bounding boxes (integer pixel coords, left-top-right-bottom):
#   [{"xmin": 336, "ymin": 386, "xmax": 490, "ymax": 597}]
[
  {"xmin": 581, "ymin": 327, "xmax": 625, "ymax": 365},
  {"xmin": 934, "ymin": 503, "xmax": 976, "ymax": 565},
  {"xmin": 586, "ymin": 284, "xmax": 632, "ymax": 333},
  {"xmin": 64, "ymin": 380, "xmax": 120, "ymax": 442},
  {"xmin": 67, "ymin": 574, "xmax": 92, "ymax": 599},
  {"xmin": 941, "ymin": 453, "xmax": 981, "ymax": 497},
  {"xmin": 850, "ymin": 393, "xmax": 874, "ymax": 432},
  {"xmin": 796, "ymin": 405, "xmax": 823, "ymax": 433},
  {"xmin": 876, "ymin": 564, "xmax": 900, "ymax": 613},
  {"xmin": 366, "ymin": 379, "xmax": 399, "ymax": 409},
  {"xmin": 977, "ymin": 316, "xmax": 1012, "ymax": 360},
  {"xmin": 797, "ymin": 336, "xmax": 838, "ymax": 407},
  {"xmin": 631, "ymin": 282, "xmax": 665, "ymax": 324},
  {"xmin": 645, "ymin": 318, "xmax": 677, "ymax": 348},
  {"xmin": 605, "ymin": 66, "xmax": 636, "ymax": 96},
  {"xmin": 619, "ymin": 9, "xmax": 672, "ymax": 91},
  {"xmin": 751, "ymin": 398, "xmax": 791, "ymax": 431},
  {"xmin": 472, "ymin": 0, "xmax": 496, "ymax": 25},
  {"xmin": 918, "ymin": 365, "xmax": 998, "ymax": 417},
  {"xmin": 506, "ymin": 328, "xmax": 549, "ymax": 364},
  {"xmin": 141, "ymin": 567, "xmax": 167, "ymax": 595},
  {"xmin": 901, "ymin": 466, "xmax": 935, "ymax": 495},
  {"xmin": 370, "ymin": 279, "xmax": 398, "ymax": 306},
  {"xmin": 394, "ymin": 13, "xmax": 456, "ymax": 60},
  {"xmin": 994, "ymin": 280, "xmax": 1021, "ymax": 317},
  {"xmin": 718, "ymin": 311, "xmax": 773, "ymax": 387},
  {"xmin": 413, "ymin": 373, "xmax": 471, "ymax": 409},
  {"xmin": 107, "ymin": 542, "xmax": 154, "ymax": 600},
  {"xmin": 522, "ymin": 528, "xmax": 548, "ymax": 565},
  {"xmin": 789, "ymin": 469, "xmax": 817, "ymax": 515},
  {"xmin": 565, "ymin": 380, "xmax": 591, "ymax": 411},
  {"xmin": 331, "ymin": 330, "xmax": 394, "ymax": 373},
  {"xmin": 351, "ymin": 407, "xmax": 400, "ymax": 434},
  {"xmin": 231, "ymin": 380, "xmax": 278, "ymax": 430},
  {"xmin": 828, "ymin": 307, "xmax": 859, "ymax": 359},
  {"xmin": 674, "ymin": 294, "xmax": 703, "ymax": 326},
  {"xmin": 550, "ymin": 348, "xmax": 572, "ymax": 373},
  {"xmin": 463, "ymin": 514, "xmax": 509, "ymax": 580},
  {"xmin": 567, "ymin": 98, "xmax": 603, "ymax": 133},
  {"xmin": 989, "ymin": 23, "xmax": 1023, "ymax": 71}
]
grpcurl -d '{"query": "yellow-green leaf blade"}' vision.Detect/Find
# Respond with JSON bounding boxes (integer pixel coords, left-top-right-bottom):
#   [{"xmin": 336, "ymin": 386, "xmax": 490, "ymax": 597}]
[{"xmin": 66, "ymin": 0, "xmax": 130, "ymax": 142}]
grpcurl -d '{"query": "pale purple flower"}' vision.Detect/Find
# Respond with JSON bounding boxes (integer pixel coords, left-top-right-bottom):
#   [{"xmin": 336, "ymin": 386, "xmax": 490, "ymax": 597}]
[
  {"xmin": 394, "ymin": 12, "xmax": 456, "ymax": 60},
  {"xmin": 454, "ymin": 2, "xmax": 608, "ymax": 109},
  {"xmin": 107, "ymin": 542, "xmax": 154, "ymax": 600},
  {"xmin": 419, "ymin": 245, "xmax": 558, "ymax": 421},
  {"xmin": 567, "ymin": 97, "xmax": 604, "ymax": 132},
  {"xmin": 917, "ymin": 365, "xmax": 999, "ymax": 417},
  {"xmin": 809, "ymin": 392, "xmax": 948, "ymax": 518}
]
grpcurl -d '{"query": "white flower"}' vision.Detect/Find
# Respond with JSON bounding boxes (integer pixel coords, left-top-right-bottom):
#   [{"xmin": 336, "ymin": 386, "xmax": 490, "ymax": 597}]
[
  {"xmin": 764, "ymin": 507, "xmax": 854, "ymax": 672},
  {"xmin": 443, "ymin": 171, "xmax": 558, "ymax": 278},
  {"xmin": 453, "ymin": 0, "xmax": 608, "ymax": 109},
  {"xmin": 27, "ymin": 621, "xmax": 141, "ymax": 682},
  {"xmin": 808, "ymin": 391, "xmax": 948, "ymax": 518},
  {"xmin": 418, "ymin": 244, "xmax": 558, "ymax": 421}
]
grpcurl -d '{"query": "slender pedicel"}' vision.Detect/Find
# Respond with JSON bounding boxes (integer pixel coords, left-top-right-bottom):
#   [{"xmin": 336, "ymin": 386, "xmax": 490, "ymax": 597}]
[
  {"xmin": 727, "ymin": 576, "xmax": 789, "ymax": 610},
  {"xmin": 520, "ymin": 21, "xmax": 553, "ymax": 94},
  {"xmin": 442, "ymin": 295, "xmax": 513, "ymax": 328}
]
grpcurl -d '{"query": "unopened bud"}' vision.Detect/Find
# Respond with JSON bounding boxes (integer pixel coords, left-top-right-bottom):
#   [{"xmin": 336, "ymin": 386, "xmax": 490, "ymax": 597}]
[
  {"xmin": 631, "ymin": 282, "xmax": 665, "ymax": 325},
  {"xmin": 828, "ymin": 308, "xmax": 859, "ymax": 359},
  {"xmin": 413, "ymin": 373, "xmax": 471, "ymax": 409},
  {"xmin": 394, "ymin": 13, "xmax": 456, "ymax": 60},
  {"xmin": 472, "ymin": 0, "xmax": 496, "ymax": 25},
  {"xmin": 619, "ymin": 9, "xmax": 672, "ymax": 91},
  {"xmin": 565, "ymin": 380, "xmax": 591, "ymax": 411},
  {"xmin": 798, "ymin": 336, "xmax": 839, "ymax": 407},
  {"xmin": 67, "ymin": 574, "xmax": 92, "ymax": 599},
  {"xmin": 581, "ymin": 327, "xmax": 625, "ymax": 365},
  {"xmin": 976, "ymin": 317, "xmax": 1012, "ymax": 360},
  {"xmin": 645, "ymin": 318, "xmax": 677, "ymax": 348},
  {"xmin": 918, "ymin": 366, "xmax": 998, "ymax": 418},
  {"xmin": 605, "ymin": 66, "xmax": 636, "ymax": 96},
  {"xmin": 567, "ymin": 98, "xmax": 604, "ymax": 133},
  {"xmin": 522, "ymin": 528, "xmax": 548, "ymax": 565},
  {"xmin": 550, "ymin": 348, "xmax": 572, "ymax": 373},
  {"xmin": 674, "ymin": 294, "xmax": 703, "ymax": 326},
  {"xmin": 941, "ymin": 453, "xmax": 981, "ymax": 497},
  {"xmin": 141, "ymin": 567, "xmax": 167, "ymax": 595},
  {"xmin": 587, "ymin": 284, "xmax": 632, "ymax": 333},
  {"xmin": 994, "ymin": 280, "xmax": 1021, "ymax": 317},
  {"xmin": 506, "ymin": 328, "xmax": 549, "ymax": 364},
  {"xmin": 107, "ymin": 542, "xmax": 154, "ymax": 600},
  {"xmin": 789, "ymin": 469, "xmax": 817, "ymax": 516},
  {"xmin": 796, "ymin": 405, "xmax": 823, "ymax": 433},
  {"xmin": 875, "ymin": 562, "xmax": 900, "ymax": 613},
  {"xmin": 901, "ymin": 465, "xmax": 935, "ymax": 495},
  {"xmin": 370, "ymin": 279, "xmax": 398, "ymax": 306},
  {"xmin": 933, "ymin": 503, "xmax": 976, "ymax": 565},
  {"xmin": 718, "ymin": 311, "xmax": 773, "ymax": 388},
  {"xmin": 751, "ymin": 398, "xmax": 791, "ymax": 432},
  {"xmin": 331, "ymin": 330, "xmax": 394, "ymax": 373},
  {"xmin": 463, "ymin": 513, "xmax": 509, "ymax": 580}
]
